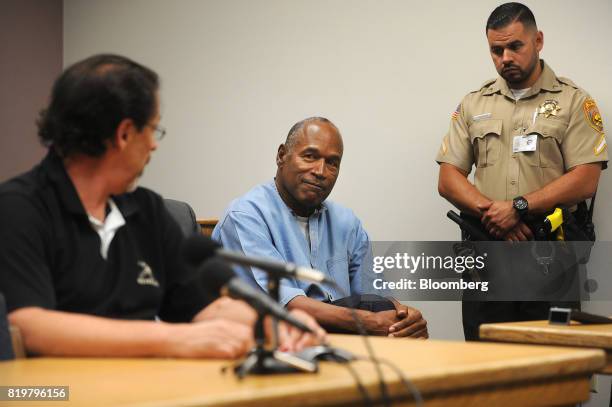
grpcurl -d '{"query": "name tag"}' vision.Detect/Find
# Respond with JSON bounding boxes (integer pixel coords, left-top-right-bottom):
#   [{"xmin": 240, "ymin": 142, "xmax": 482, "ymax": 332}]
[
  {"xmin": 513, "ymin": 134, "xmax": 537, "ymax": 153},
  {"xmin": 472, "ymin": 113, "xmax": 492, "ymax": 121}
]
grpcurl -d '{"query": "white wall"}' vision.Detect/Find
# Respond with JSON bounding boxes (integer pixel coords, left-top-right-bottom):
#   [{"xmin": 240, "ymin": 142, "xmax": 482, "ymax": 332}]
[{"xmin": 63, "ymin": 0, "xmax": 611, "ymax": 343}]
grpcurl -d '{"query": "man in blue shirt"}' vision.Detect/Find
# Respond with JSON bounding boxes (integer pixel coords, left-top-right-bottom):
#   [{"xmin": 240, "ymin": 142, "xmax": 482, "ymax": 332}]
[{"xmin": 214, "ymin": 117, "xmax": 428, "ymax": 337}]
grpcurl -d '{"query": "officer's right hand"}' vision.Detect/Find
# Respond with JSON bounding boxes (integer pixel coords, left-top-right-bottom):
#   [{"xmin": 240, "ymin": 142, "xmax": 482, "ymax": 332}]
[
  {"xmin": 478, "ymin": 200, "xmax": 520, "ymax": 238},
  {"xmin": 503, "ymin": 221, "xmax": 533, "ymax": 241},
  {"xmin": 166, "ymin": 319, "xmax": 254, "ymax": 359}
]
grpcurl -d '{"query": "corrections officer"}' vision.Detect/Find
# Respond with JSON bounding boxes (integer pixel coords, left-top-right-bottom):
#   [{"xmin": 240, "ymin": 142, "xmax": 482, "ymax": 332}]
[{"xmin": 435, "ymin": 3, "xmax": 608, "ymax": 340}]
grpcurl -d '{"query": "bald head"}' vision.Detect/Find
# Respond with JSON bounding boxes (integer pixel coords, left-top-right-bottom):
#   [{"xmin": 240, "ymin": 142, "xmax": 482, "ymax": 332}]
[{"xmin": 284, "ymin": 117, "xmax": 342, "ymax": 153}]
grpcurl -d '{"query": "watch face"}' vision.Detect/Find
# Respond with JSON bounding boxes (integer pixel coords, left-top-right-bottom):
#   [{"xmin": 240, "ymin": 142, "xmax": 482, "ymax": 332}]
[{"xmin": 515, "ymin": 198, "xmax": 528, "ymax": 210}]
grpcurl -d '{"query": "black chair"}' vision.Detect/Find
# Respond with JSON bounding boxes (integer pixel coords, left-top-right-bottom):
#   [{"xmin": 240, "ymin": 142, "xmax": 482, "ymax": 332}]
[
  {"xmin": 164, "ymin": 198, "xmax": 201, "ymax": 237},
  {"xmin": 0, "ymin": 292, "xmax": 15, "ymax": 360}
]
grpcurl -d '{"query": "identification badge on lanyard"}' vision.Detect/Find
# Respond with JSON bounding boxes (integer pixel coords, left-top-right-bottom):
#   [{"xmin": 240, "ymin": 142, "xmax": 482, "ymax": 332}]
[{"xmin": 513, "ymin": 133, "xmax": 537, "ymax": 153}]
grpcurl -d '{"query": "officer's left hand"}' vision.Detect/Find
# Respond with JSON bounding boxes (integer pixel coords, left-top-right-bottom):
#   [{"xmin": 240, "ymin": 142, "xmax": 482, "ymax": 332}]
[
  {"xmin": 503, "ymin": 221, "xmax": 534, "ymax": 242},
  {"xmin": 387, "ymin": 298, "xmax": 429, "ymax": 339},
  {"xmin": 479, "ymin": 200, "xmax": 519, "ymax": 238}
]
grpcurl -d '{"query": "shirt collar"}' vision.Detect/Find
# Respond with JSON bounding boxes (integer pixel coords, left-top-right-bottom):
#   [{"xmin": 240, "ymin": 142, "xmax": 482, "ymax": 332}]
[
  {"xmin": 88, "ymin": 199, "xmax": 125, "ymax": 230},
  {"xmin": 88, "ymin": 198, "xmax": 126, "ymax": 259},
  {"xmin": 42, "ymin": 149, "xmax": 87, "ymax": 216},
  {"xmin": 483, "ymin": 60, "xmax": 561, "ymax": 97},
  {"xmin": 535, "ymin": 61, "xmax": 561, "ymax": 92},
  {"xmin": 269, "ymin": 179, "xmax": 328, "ymax": 217},
  {"xmin": 42, "ymin": 148, "xmax": 139, "ymax": 218}
]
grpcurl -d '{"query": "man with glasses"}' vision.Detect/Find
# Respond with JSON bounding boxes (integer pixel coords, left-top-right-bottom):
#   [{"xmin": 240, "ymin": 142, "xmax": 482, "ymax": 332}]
[{"xmin": 0, "ymin": 54, "xmax": 324, "ymax": 358}]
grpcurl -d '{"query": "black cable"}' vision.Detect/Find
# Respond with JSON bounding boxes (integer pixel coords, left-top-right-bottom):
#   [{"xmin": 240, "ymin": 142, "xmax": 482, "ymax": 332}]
[
  {"xmin": 349, "ymin": 307, "xmax": 392, "ymax": 406},
  {"xmin": 338, "ymin": 358, "xmax": 373, "ymax": 407},
  {"xmin": 355, "ymin": 355, "xmax": 424, "ymax": 407},
  {"xmin": 326, "ymin": 282, "xmax": 392, "ymax": 407}
]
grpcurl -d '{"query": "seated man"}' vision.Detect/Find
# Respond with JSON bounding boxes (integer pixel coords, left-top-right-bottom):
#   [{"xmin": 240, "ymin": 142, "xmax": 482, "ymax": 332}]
[
  {"xmin": 213, "ymin": 117, "xmax": 428, "ymax": 338},
  {"xmin": 0, "ymin": 54, "xmax": 324, "ymax": 358}
]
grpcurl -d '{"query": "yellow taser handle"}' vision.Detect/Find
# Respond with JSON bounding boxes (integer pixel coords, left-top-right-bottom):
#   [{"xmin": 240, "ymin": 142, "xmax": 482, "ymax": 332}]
[
  {"xmin": 546, "ymin": 207, "xmax": 564, "ymax": 232},
  {"xmin": 556, "ymin": 225, "xmax": 565, "ymax": 241}
]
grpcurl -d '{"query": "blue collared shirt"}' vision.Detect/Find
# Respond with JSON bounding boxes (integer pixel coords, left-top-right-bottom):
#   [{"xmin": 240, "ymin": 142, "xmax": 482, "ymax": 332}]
[{"xmin": 212, "ymin": 181, "xmax": 371, "ymax": 306}]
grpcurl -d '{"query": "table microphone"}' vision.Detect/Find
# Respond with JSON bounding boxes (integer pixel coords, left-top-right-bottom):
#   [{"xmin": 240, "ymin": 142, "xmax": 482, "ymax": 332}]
[
  {"xmin": 201, "ymin": 257, "xmax": 314, "ymax": 334},
  {"xmin": 183, "ymin": 235, "xmax": 333, "ymax": 285}
]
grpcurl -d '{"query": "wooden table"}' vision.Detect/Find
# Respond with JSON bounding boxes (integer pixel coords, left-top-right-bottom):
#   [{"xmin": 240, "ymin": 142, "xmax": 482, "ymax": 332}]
[
  {"xmin": 0, "ymin": 334, "xmax": 605, "ymax": 406},
  {"xmin": 480, "ymin": 320, "xmax": 612, "ymax": 374}
]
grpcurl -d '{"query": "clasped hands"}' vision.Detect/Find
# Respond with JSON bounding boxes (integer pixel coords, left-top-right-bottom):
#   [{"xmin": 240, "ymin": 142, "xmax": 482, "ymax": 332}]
[
  {"xmin": 477, "ymin": 201, "xmax": 533, "ymax": 241},
  {"xmin": 367, "ymin": 298, "xmax": 428, "ymax": 339}
]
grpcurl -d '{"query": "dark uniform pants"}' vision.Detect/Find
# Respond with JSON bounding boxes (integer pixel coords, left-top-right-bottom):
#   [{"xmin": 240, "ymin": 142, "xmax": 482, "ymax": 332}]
[{"xmin": 462, "ymin": 301, "xmax": 550, "ymax": 341}]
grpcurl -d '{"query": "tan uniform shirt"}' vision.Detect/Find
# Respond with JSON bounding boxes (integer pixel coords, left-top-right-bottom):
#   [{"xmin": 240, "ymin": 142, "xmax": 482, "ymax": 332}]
[{"xmin": 436, "ymin": 61, "xmax": 608, "ymax": 201}]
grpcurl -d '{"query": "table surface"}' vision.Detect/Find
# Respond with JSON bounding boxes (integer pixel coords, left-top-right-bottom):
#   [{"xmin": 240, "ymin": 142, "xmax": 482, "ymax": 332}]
[
  {"xmin": 480, "ymin": 319, "xmax": 612, "ymax": 374},
  {"xmin": 0, "ymin": 334, "xmax": 605, "ymax": 407}
]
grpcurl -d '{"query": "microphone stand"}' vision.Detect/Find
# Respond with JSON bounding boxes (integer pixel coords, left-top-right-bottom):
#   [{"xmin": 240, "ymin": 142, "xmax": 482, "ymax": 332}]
[{"xmin": 233, "ymin": 274, "xmax": 317, "ymax": 378}]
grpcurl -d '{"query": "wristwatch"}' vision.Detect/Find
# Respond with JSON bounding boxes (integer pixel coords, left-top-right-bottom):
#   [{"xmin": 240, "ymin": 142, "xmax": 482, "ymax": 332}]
[{"xmin": 512, "ymin": 196, "xmax": 529, "ymax": 218}]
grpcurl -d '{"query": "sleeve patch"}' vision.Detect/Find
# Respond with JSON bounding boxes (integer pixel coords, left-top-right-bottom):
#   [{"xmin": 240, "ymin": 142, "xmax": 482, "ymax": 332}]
[
  {"xmin": 594, "ymin": 133, "xmax": 607, "ymax": 156},
  {"xmin": 583, "ymin": 98, "xmax": 604, "ymax": 133},
  {"xmin": 451, "ymin": 104, "xmax": 461, "ymax": 120},
  {"xmin": 441, "ymin": 139, "xmax": 448, "ymax": 155}
]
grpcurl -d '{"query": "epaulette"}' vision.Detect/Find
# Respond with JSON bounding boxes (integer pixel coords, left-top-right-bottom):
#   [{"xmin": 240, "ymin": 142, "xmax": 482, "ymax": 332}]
[
  {"xmin": 556, "ymin": 76, "xmax": 579, "ymax": 89},
  {"xmin": 470, "ymin": 78, "xmax": 496, "ymax": 94}
]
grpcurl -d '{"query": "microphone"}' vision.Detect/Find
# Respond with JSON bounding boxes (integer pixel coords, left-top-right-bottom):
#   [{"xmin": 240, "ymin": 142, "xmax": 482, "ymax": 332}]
[
  {"xmin": 182, "ymin": 235, "xmax": 334, "ymax": 285},
  {"xmin": 201, "ymin": 257, "xmax": 314, "ymax": 334}
]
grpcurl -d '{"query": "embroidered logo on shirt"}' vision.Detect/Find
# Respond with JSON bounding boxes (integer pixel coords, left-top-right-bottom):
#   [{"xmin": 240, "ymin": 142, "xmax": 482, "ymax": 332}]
[
  {"xmin": 136, "ymin": 261, "xmax": 159, "ymax": 287},
  {"xmin": 451, "ymin": 104, "xmax": 461, "ymax": 120},
  {"xmin": 583, "ymin": 98, "xmax": 604, "ymax": 133}
]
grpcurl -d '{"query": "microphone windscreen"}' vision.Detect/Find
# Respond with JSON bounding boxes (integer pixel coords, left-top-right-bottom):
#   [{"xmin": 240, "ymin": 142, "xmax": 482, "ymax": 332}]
[
  {"xmin": 199, "ymin": 257, "xmax": 236, "ymax": 294},
  {"xmin": 181, "ymin": 235, "xmax": 221, "ymax": 266}
]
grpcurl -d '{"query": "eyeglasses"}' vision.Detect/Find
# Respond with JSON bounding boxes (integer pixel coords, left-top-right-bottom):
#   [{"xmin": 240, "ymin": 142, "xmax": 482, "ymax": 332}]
[{"xmin": 147, "ymin": 123, "xmax": 167, "ymax": 141}]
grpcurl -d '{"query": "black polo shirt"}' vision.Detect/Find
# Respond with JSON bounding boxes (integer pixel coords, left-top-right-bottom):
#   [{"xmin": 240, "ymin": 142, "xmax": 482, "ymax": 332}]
[{"xmin": 0, "ymin": 150, "xmax": 213, "ymax": 322}]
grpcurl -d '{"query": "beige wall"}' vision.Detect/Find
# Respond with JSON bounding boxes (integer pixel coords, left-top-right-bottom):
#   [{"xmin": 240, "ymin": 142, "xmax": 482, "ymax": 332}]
[
  {"xmin": 63, "ymin": 0, "xmax": 611, "ymax": 241},
  {"xmin": 0, "ymin": 0, "xmax": 62, "ymax": 181},
  {"xmin": 63, "ymin": 0, "xmax": 611, "ymax": 349}
]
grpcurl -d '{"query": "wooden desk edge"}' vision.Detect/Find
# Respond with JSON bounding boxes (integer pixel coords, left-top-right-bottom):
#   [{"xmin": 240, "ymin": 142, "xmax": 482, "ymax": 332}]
[
  {"xmin": 480, "ymin": 323, "xmax": 610, "ymax": 374},
  {"xmin": 480, "ymin": 322, "xmax": 612, "ymax": 348}
]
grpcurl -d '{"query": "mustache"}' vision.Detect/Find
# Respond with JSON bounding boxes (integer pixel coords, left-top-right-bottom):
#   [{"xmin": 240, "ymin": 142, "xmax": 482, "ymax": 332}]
[
  {"xmin": 302, "ymin": 179, "xmax": 325, "ymax": 189},
  {"xmin": 502, "ymin": 63, "xmax": 521, "ymax": 72}
]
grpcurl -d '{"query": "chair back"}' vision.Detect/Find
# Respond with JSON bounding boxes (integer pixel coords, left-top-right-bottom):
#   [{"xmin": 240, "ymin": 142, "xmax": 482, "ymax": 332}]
[{"xmin": 164, "ymin": 199, "xmax": 201, "ymax": 236}]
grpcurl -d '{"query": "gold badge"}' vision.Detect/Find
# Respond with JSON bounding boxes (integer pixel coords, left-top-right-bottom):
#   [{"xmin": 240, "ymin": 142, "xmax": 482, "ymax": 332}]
[
  {"xmin": 537, "ymin": 100, "xmax": 561, "ymax": 118},
  {"xmin": 583, "ymin": 98, "xmax": 604, "ymax": 133}
]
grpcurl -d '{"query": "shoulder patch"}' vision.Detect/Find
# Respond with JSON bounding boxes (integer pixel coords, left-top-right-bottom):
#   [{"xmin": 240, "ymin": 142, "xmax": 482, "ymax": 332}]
[
  {"xmin": 583, "ymin": 98, "xmax": 604, "ymax": 133},
  {"xmin": 451, "ymin": 104, "xmax": 461, "ymax": 120},
  {"xmin": 557, "ymin": 76, "xmax": 579, "ymax": 89}
]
